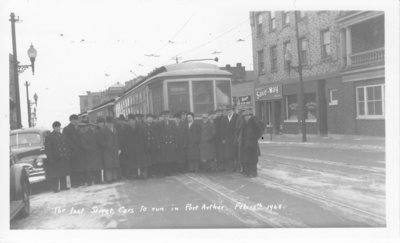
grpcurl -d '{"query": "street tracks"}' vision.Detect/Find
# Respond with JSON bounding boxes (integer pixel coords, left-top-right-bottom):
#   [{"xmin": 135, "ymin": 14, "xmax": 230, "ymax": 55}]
[
  {"xmin": 264, "ymin": 153, "xmax": 385, "ymax": 177},
  {"xmin": 175, "ymin": 174, "xmax": 307, "ymax": 228},
  {"xmin": 253, "ymin": 169, "xmax": 386, "ymax": 227}
]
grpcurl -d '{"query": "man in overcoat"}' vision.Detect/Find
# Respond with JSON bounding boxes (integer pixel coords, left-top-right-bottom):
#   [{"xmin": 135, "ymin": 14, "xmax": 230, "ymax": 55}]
[
  {"xmin": 80, "ymin": 122, "xmax": 103, "ymax": 185},
  {"xmin": 97, "ymin": 116, "xmax": 121, "ymax": 183},
  {"xmin": 63, "ymin": 114, "xmax": 85, "ymax": 187},
  {"xmin": 175, "ymin": 112, "xmax": 188, "ymax": 173},
  {"xmin": 142, "ymin": 114, "xmax": 160, "ymax": 177},
  {"xmin": 214, "ymin": 109, "xmax": 224, "ymax": 171},
  {"xmin": 116, "ymin": 115, "xmax": 129, "ymax": 179},
  {"xmin": 44, "ymin": 121, "xmax": 70, "ymax": 192},
  {"xmin": 225, "ymin": 105, "xmax": 239, "ymax": 172},
  {"xmin": 126, "ymin": 114, "xmax": 148, "ymax": 179},
  {"xmin": 158, "ymin": 111, "xmax": 179, "ymax": 176},
  {"xmin": 237, "ymin": 109, "xmax": 264, "ymax": 177},
  {"xmin": 200, "ymin": 112, "xmax": 216, "ymax": 172},
  {"xmin": 186, "ymin": 112, "xmax": 201, "ymax": 173}
]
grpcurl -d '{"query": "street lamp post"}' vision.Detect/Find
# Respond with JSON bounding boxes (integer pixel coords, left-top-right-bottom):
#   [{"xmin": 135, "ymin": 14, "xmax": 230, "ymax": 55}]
[
  {"xmin": 10, "ymin": 12, "xmax": 37, "ymax": 129},
  {"xmin": 284, "ymin": 11, "xmax": 307, "ymax": 142},
  {"xmin": 24, "ymin": 81, "xmax": 32, "ymax": 127}
]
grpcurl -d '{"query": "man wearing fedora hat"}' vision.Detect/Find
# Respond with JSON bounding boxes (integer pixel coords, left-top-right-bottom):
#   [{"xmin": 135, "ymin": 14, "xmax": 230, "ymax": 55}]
[
  {"xmin": 237, "ymin": 108, "xmax": 264, "ymax": 177},
  {"xmin": 63, "ymin": 114, "xmax": 86, "ymax": 187},
  {"xmin": 96, "ymin": 116, "xmax": 121, "ymax": 183},
  {"xmin": 143, "ymin": 114, "xmax": 160, "ymax": 177},
  {"xmin": 217, "ymin": 105, "xmax": 239, "ymax": 172},
  {"xmin": 158, "ymin": 110, "xmax": 179, "ymax": 176},
  {"xmin": 80, "ymin": 121, "xmax": 103, "ymax": 185}
]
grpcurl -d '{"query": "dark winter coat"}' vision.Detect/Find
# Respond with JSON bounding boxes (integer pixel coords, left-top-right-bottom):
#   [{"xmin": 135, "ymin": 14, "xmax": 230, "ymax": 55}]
[
  {"xmin": 200, "ymin": 120, "xmax": 216, "ymax": 161},
  {"xmin": 214, "ymin": 115, "xmax": 224, "ymax": 162},
  {"xmin": 63, "ymin": 123, "xmax": 86, "ymax": 172},
  {"xmin": 44, "ymin": 131, "xmax": 70, "ymax": 178},
  {"xmin": 186, "ymin": 122, "xmax": 201, "ymax": 161},
  {"xmin": 142, "ymin": 122, "xmax": 159, "ymax": 165},
  {"xmin": 126, "ymin": 124, "xmax": 147, "ymax": 169},
  {"xmin": 238, "ymin": 116, "xmax": 264, "ymax": 165},
  {"xmin": 176, "ymin": 120, "xmax": 189, "ymax": 164},
  {"xmin": 158, "ymin": 121, "xmax": 178, "ymax": 163},
  {"xmin": 116, "ymin": 122, "xmax": 129, "ymax": 167},
  {"xmin": 97, "ymin": 126, "xmax": 120, "ymax": 169},
  {"xmin": 217, "ymin": 113, "xmax": 239, "ymax": 160},
  {"xmin": 81, "ymin": 128, "xmax": 103, "ymax": 171}
]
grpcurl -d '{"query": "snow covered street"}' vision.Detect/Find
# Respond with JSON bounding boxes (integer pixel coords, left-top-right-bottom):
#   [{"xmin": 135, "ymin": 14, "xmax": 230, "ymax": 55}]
[{"xmin": 11, "ymin": 135, "xmax": 385, "ymax": 229}]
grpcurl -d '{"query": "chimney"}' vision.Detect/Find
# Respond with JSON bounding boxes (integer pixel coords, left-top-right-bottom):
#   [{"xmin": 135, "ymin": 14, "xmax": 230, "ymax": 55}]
[
  {"xmin": 225, "ymin": 64, "xmax": 231, "ymax": 68},
  {"xmin": 236, "ymin": 63, "xmax": 242, "ymax": 67}
]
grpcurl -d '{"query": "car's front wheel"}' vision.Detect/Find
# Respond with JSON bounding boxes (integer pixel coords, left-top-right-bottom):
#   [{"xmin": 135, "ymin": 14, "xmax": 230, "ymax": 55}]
[{"xmin": 19, "ymin": 179, "xmax": 30, "ymax": 217}]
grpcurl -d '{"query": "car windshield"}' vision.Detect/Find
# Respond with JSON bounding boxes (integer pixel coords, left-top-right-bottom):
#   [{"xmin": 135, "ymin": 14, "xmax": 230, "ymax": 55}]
[{"xmin": 10, "ymin": 133, "xmax": 42, "ymax": 148}]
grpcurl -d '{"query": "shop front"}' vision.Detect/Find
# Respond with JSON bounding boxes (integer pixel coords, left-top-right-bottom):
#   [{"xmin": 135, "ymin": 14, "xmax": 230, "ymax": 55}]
[{"xmin": 255, "ymin": 83, "xmax": 283, "ymax": 134}]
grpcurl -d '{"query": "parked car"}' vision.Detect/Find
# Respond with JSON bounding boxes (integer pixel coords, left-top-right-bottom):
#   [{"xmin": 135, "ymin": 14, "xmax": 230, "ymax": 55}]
[
  {"xmin": 10, "ymin": 152, "xmax": 30, "ymax": 220},
  {"xmin": 10, "ymin": 128, "xmax": 51, "ymax": 184}
]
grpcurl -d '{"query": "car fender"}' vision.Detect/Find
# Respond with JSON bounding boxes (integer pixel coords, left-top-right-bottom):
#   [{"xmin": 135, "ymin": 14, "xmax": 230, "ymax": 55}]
[{"xmin": 10, "ymin": 164, "xmax": 30, "ymax": 201}]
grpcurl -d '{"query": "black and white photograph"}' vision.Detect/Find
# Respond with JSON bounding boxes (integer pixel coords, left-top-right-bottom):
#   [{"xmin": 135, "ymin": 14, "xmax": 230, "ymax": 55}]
[{"xmin": 1, "ymin": 0, "xmax": 399, "ymax": 242}]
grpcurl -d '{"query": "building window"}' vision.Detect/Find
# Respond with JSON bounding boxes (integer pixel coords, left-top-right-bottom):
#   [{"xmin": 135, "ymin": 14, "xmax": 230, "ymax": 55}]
[
  {"xmin": 193, "ymin": 81, "xmax": 214, "ymax": 115},
  {"xmin": 283, "ymin": 41, "xmax": 291, "ymax": 71},
  {"xmin": 256, "ymin": 13, "xmax": 263, "ymax": 37},
  {"xmin": 321, "ymin": 29, "xmax": 331, "ymax": 58},
  {"xmin": 270, "ymin": 45, "xmax": 278, "ymax": 72},
  {"xmin": 285, "ymin": 95, "xmax": 298, "ymax": 121},
  {"xmin": 83, "ymin": 99, "xmax": 88, "ymax": 107},
  {"xmin": 305, "ymin": 93, "xmax": 317, "ymax": 121},
  {"xmin": 356, "ymin": 85, "xmax": 384, "ymax": 118},
  {"xmin": 269, "ymin": 11, "xmax": 276, "ymax": 31},
  {"xmin": 258, "ymin": 49, "xmax": 265, "ymax": 75},
  {"xmin": 282, "ymin": 11, "xmax": 290, "ymax": 26},
  {"xmin": 215, "ymin": 80, "xmax": 231, "ymax": 110},
  {"xmin": 300, "ymin": 38, "xmax": 309, "ymax": 66},
  {"xmin": 298, "ymin": 11, "xmax": 307, "ymax": 20},
  {"xmin": 329, "ymin": 89, "xmax": 338, "ymax": 105}
]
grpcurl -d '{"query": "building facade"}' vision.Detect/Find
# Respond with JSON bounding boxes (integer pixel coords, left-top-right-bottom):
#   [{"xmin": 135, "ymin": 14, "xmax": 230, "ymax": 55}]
[
  {"xmin": 79, "ymin": 82, "xmax": 125, "ymax": 113},
  {"xmin": 221, "ymin": 63, "xmax": 256, "ymax": 111},
  {"xmin": 250, "ymin": 11, "xmax": 384, "ymax": 136}
]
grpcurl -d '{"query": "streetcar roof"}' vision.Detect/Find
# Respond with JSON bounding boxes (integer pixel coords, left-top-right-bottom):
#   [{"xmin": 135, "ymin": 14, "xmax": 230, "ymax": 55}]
[
  {"xmin": 120, "ymin": 62, "xmax": 232, "ymax": 99},
  {"xmin": 154, "ymin": 62, "xmax": 232, "ymax": 78}
]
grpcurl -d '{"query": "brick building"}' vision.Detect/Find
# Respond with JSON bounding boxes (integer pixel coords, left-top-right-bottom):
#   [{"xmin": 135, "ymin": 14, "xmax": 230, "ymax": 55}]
[
  {"xmin": 79, "ymin": 82, "xmax": 125, "ymax": 113},
  {"xmin": 221, "ymin": 63, "xmax": 256, "ymax": 111},
  {"xmin": 250, "ymin": 11, "xmax": 384, "ymax": 136}
]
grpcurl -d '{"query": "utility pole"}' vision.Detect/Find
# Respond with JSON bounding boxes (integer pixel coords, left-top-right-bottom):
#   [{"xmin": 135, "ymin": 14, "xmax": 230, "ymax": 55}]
[
  {"xmin": 10, "ymin": 13, "xmax": 22, "ymax": 129},
  {"xmin": 294, "ymin": 11, "xmax": 307, "ymax": 142},
  {"xmin": 25, "ymin": 81, "xmax": 31, "ymax": 128}
]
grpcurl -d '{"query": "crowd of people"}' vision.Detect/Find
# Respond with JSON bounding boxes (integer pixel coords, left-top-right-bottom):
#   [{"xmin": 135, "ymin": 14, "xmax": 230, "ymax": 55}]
[{"xmin": 44, "ymin": 105, "xmax": 266, "ymax": 193}]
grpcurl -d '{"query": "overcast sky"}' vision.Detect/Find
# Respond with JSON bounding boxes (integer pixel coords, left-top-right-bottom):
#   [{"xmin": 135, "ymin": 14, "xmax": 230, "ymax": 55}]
[{"xmin": 1, "ymin": 0, "xmax": 258, "ymax": 128}]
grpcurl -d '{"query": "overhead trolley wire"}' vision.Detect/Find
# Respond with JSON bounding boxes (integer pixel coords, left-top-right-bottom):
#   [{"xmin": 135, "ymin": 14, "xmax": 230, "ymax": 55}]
[{"xmin": 176, "ymin": 17, "xmax": 250, "ymax": 57}]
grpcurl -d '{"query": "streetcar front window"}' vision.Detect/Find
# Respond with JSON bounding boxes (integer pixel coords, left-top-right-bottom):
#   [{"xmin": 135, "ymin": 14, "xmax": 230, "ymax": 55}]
[
  {"xmin": 216, "ymin": 80, "xmax": 231, "ymax": 109},
  {"xmin": 193, "ymin": 81, "xmax": 214, "ymax": 115}
]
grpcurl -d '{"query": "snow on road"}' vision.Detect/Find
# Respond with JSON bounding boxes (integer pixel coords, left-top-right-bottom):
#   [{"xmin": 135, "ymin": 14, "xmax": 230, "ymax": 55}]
[{"xmin": 11, "ymin": 182, "xmax": 126, "ymax": 229}]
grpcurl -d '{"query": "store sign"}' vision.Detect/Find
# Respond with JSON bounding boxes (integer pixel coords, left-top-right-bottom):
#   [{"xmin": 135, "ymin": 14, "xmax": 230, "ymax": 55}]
[
  {"xmin": 255, "ymin": 84, "xmax": 282, "ymax": 101},
  {"xmin": 236, "ymin": 95, "xmax": 251, "ymax": 106}
]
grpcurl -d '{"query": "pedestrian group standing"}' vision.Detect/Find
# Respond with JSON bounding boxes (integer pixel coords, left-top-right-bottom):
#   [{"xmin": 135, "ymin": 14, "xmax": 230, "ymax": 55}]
[{"xmin": 44, "ymin": 106, "xmax": 265, "ymax": 193}]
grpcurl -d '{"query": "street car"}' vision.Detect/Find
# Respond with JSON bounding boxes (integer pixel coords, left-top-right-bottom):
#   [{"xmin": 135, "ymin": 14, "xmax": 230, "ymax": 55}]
[
  {"xmin": 10, "ymin": 152, "xmax": 30, "ymax": 220},
  {"xmin": 10, "ymin": 128, "xmax": 51, "ymax": 184}
]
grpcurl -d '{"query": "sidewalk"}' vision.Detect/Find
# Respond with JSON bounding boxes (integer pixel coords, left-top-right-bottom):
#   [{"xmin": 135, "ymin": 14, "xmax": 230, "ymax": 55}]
[{"xmin": 259, "ymin": 133, "xmax": 385, "ymax": 151}]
